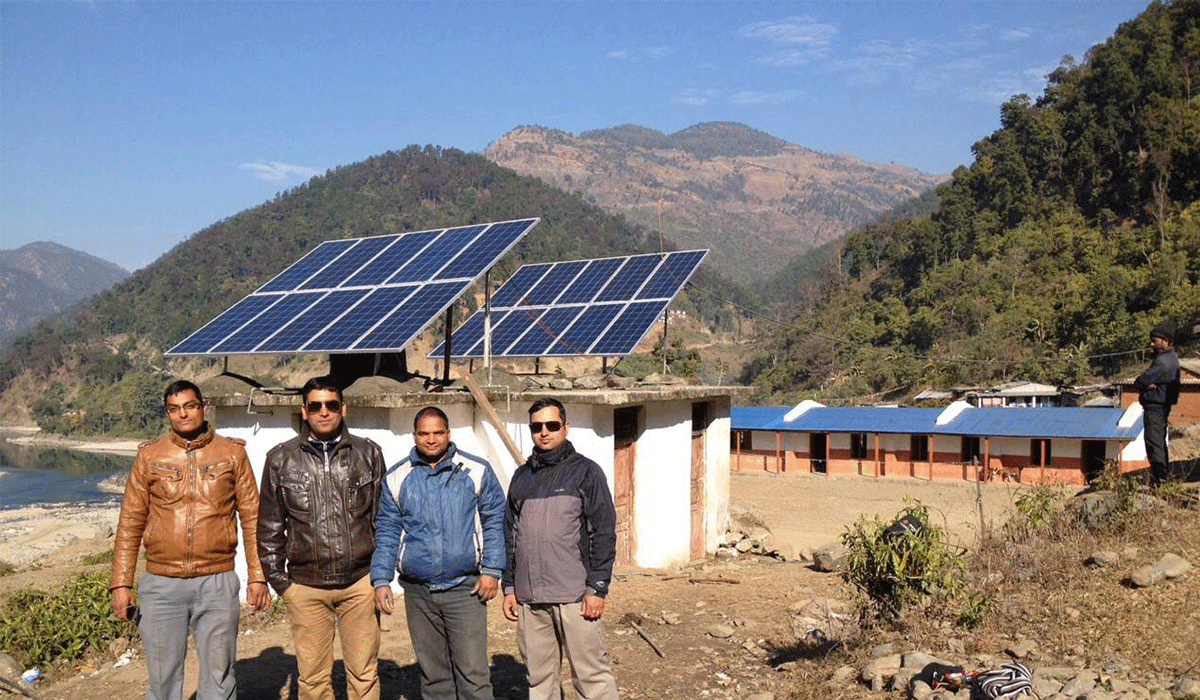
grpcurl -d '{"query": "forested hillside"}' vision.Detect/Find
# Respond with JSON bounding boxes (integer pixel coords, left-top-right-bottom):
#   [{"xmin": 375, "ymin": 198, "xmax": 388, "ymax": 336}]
[
  {"xmin": 0, "ymin": 242, "xmax": 128, "ymax": 343},
  {"xmin": 745, "ymin": 0, "xmax": 1200, "ymax": 403},
  {"xmin": 0, "ymin": 146, "xmax": 747, "ymax": 435}
]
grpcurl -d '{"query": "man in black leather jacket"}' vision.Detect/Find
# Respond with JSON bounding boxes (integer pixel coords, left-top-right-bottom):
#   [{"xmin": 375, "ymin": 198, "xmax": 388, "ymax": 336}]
[{"xmin": 258, "ymin": 376, "xmax": 386, "ymax": 700}]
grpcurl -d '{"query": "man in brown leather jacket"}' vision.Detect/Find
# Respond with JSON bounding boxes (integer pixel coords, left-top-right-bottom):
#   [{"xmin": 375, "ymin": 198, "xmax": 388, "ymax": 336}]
[
  {"xmin": 258, "ymin": 375, "xmax": 385, "ymax": 700},
  {"xmin": 109, "ymin": 379, "xmax": 269, "ymax": 700}
]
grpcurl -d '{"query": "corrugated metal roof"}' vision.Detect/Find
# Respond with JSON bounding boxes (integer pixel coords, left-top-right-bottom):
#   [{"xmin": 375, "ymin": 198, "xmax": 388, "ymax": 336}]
[
  {"xmin": 732, "ymin": 404, "xmax": 1142, "ymax": 440},
  {"xmin": 731, "ymin": 406, "xmax": 790, "ymax": 430}
]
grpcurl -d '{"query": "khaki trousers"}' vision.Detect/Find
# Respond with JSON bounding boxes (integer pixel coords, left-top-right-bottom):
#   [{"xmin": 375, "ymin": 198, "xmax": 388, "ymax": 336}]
[
  {"xmin": 284, "ymin": 574, "xmax": 380, "ymax": 700},
  {"xmin": 517, "ymin": 602, "xmax": 618, "ymax": 700}
]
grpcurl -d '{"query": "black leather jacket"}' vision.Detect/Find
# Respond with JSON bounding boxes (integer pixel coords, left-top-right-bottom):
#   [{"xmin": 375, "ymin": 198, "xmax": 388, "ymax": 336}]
[{"xmin": 258, "ymin": 423, "xmax": 385, "ymax": 593}]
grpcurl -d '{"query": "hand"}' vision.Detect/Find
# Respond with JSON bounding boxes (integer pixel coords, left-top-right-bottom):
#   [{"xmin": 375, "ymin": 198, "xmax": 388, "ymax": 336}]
[
  {"xmin": 580, "ymin": 594, "xmax": 605, "ymax": 620},
  {"xmin": 375, "ymin": 586, "xmax": 394, "ymax": 615},
  {"xmin": 246, "ymin": 582, "xmax": 270, "ymax": 610},
  {"xmin": 471, "ymin": 575, "xmax": 499, "ymax": 602},
  {"xmin": 502, "ymin": 593, "xmax": 519, "ymax": 622},
  {"xmin": 111, "ymin": 587, "xmax": 136, "ymax": 621}
]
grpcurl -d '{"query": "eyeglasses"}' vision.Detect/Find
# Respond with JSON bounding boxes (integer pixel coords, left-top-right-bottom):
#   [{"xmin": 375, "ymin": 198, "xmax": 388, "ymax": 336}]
[
  {"xmin": 306, "ymin": 400, "xmax": 342, "ymax": 413},
  {"xmin": 528, "ymin": 421, "xmax": 563, "ymax": 433},
  {"xmin": 165, "ymin": 401, "xmax": 202, "ymax": 415}
]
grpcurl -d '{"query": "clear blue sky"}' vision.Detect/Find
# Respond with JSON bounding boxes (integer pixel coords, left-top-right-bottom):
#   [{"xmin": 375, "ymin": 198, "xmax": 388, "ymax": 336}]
[{"xmin": 1, "ymin": 1, "xmax": 1149, "ymax": 271}]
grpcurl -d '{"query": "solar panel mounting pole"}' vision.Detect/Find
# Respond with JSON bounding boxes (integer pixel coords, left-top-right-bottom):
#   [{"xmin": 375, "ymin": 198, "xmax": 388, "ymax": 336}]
[
  {"xmin": 442, "ymin": 306, "xmax": 453, "ymax": 384},
  {"xmin": 483, "ymin": 270, "xmax": 492, "ymax": 386}
]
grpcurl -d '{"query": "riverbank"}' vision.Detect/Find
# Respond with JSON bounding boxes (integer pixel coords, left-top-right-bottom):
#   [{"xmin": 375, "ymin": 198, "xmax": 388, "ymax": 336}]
[{"xmin": 1, "ymin": 427, "xmax": 140, "ymax": 456}]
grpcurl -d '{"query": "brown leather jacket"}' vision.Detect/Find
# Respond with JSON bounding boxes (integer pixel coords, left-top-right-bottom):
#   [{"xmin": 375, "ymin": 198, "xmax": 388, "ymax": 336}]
[{"xmin": 110, "ymin": 423, "xmax": 266, "ymax": 589}]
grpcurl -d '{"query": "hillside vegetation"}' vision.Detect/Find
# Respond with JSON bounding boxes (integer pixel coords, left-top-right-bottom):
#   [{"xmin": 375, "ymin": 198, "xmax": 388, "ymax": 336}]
[
  {"xmin": 0, "ymin": 146, "xmax": 747, "ymax": 435},
  {"xmin": 0, "ymin": 242, "xmax": 128, "ymax": 344},
  {"xmin": 744, "ymin": 0, "xmax": 1200, "ymax": 403}
]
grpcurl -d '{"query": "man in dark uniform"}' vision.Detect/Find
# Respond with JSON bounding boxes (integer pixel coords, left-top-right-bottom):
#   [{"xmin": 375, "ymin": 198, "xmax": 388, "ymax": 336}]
[{"xmin": 1134, "ymin": 321, "xmax": 1181, "ymax": 485}]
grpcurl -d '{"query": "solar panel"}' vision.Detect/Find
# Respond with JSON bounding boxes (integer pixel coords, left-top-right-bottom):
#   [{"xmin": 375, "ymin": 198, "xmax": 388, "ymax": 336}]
[
  {"xmin": 431, "ymin": 249, "xmax": 707, "ymax": 359},
  {"xmin": 165, "ymin": 218, "xmax": 539, "ymax": 356}
]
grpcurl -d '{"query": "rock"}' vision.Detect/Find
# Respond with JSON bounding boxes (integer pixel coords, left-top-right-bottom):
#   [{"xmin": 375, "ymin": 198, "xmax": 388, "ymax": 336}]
[
  {"xmin": 573, "ymin": 374, "xmax": 606, "ymax": 390},
  {"xmin": 1034, "ymin": 667, "xmax": 1077, "ymax": 680},
  {"xmin": 640, "ymin": 372, "xmax": 685, "ymax": 385},
  {"xmin": 1061, "ymin": 672, "xmax": 1097, "ymax": 697},
  {"xmin": 812, "ymin": 542, "xmax": 848, "ymax": 572},
  {"xmin": 605, "ymin": 374, "xmax": 636, "ymax": 388},
  {"xmin": 660, "ymin": 612, "xmax": 682, "ymax": 625},
  {"xmin": 1103, "ymin": 658, "xmax": 1133, "ymax": 675},
  {"xmin": 1087, "ymin": 550, "xmax": 1119, "ymax": 567},
  {"xmin": 832, "ymin": 665, "xmax": 858, "ymax": 683},
  {"xmin": 746, "ymin": 526, "xmax": 772, "ymax": 543},
  {"xmin": 872, "ymin": 643, "xmax": 895, "ymax": 658},
  {"xmin": 548, "ymin": 378, "xmax": 574, "ymax": 390},
  {"xmin": 910, "ymin": 680, "xmax": 933, "ymax": 700},
  {"xmin": 861, "ymin": 654, "xmax": 903, "ymax": 686},
  {"xmin": 1032, "ymin": 677, "xmax": 1062, "ymax": 697},
  {"xmin": 1120, "ymin": 545, "xmax": 1140, "ymax": 561},
  {"xmin": 945, "ymin": 638, "xmax": 965, "ymax": 655},
  {"xmin": 0, "ymin": 651, "xmax": 21, "ymax": 678},
  {"xmin": 747, "ymin": 693, "xmax": 774, "ymax": 700},
  {"xmin": 735, "ymin": 539, "xmax": 754, "ymax": 553},
  {"xmin": 1130, "ymin": 553, "xmax": 1192, "ymax": 587},
  {"xmin": 773, "ymin": 542, "xmax": 797, "ymax": 562},
  {"xmin": 1006, "ymin": 638, "xmax": 1038, "ymax": 659},
  {"xmin": 1175, "ymin": 677, "xmax": 1200, "ymax": 696},
  {"xmin": 706, "ymin": 624, "xmax": 735, "ymax": 639},
  {"xmin": 892, "ymin": 668, "xmax": 917, "ymax": 691},
  {"xmin": 903, "ymin": 652, "xmax": 947, "ymax": 669}
]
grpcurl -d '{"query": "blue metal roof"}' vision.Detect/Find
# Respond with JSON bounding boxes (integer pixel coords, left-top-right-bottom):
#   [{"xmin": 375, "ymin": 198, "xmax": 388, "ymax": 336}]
[
  {"xmin": 731, "ymin": 405, "xmax": 790, "ymax": 430},
  {"xmin": 732, "ymin": 404, "xmax": 1142, "ymax": 440}
]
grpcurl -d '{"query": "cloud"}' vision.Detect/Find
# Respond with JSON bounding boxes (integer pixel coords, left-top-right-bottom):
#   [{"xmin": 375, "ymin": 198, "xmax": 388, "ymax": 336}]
[
  {"xmin": 729, "ymin": 89, "xmax": 803, "ymax": 105},
  {"xmin": 739, "ymin": 16, "xmax": 837, "ymax": 64},
  {"xmin": 607, "ymin": 46, "xmax": 673, "ymax": 61},
  {"xmin": 672, "ymin": 88, "xmax": 720, "ymax": 106},
  {"xmin": 240, "ymin": 161, "xmax": 323, "ymax": 183},
  {"xmin": 607, "ymin": 48, "xmax": 632, "ymax": 60},
  {"xmin": 830, "ymin": 39, "xmax": 929, "ymax": 85},
  {"xmin": 645, "ymin": 46, "xmax": 673, "ymax": 60},
  {"xmin": 999, "ymin": 28, "xmax": 1031, "ymax": 41}
]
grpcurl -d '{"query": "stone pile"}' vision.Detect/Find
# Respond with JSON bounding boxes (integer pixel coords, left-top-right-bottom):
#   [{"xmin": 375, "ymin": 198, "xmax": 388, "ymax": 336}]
[
  {"xmin": 714, "ymin": 523, "xmax": 799, "ymax": 562},
  {"xmin": 844, "ymin": 644, "xmax": 1200, "ymax": 700}
]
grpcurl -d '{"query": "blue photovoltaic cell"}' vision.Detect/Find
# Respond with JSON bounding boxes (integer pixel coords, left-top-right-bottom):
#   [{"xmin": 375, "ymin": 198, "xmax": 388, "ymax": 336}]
[
  {"xmin": 522, "ymin": 260, "xmax": 588, "ymax": 305},
  {"xmin": 545, "ymin": 304, "xmax": 623, "ymax": 355},
  {"xmin": 489, "ymin": 308, "xmax": 545, "ymax": 354},
  {"xmin": 490, "ymin": 264, "xmax": 552, "ymax": 307},
  {"xmin": 305, "ymin": 286, "xmax": 419, "ymax": 351},
  {"xmin": 589, "ymin": 300, "xmax": 668, "ymax": 355},
  {"xmin": 212, "ymin": 292, "xmax": 325, "ymax": 353},
  {"xmin": 387, "ymin": 226, "xmax": 486, "ymax": 284},
  {"xmin": 258, "ymin": 240, "xmax": 356, "ymax": 293},
  {"xmin": 256, "ymin": 289, "xmax": 370, "ymax": 352},
  {"xmin": 429, "ymin": 309, "xmax": 506, "ymax": 358},
  {"xmin": 637, "ymin": 250, "xmax": 706, "ymax": 299},
  {"xmin": 355, "ymin": 281, "xmax": 464, "ymax": 350},
  {"xmin": 505, "ymin": 306, "xmax": 584, "ymax": 356},
  {"xmin": 301, "ymin": 236, "xmax": 395, "ymax": 290},
  {"xmin": 342, "ymin": 231, "xmax": 438, "ymax": 287},
  {"xmin": 436, "ymin": 219, "xmax": 537, "ymax": 280},
  {"xmin": 166, "ymin": 294, "xmax": 282, "ymax": 355},
  {"xmin": 595, "ymin": 254, "xmax": 663, "ymax": 302},
  {"xmin": 557, "ymin": 258, "xmax": 624, "ymax": 304}
]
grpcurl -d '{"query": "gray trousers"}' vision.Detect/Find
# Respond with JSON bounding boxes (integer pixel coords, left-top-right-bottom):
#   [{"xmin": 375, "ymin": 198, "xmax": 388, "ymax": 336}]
[
  {"xmin": 517, "ymin": 602, "xmax": 617, "ymax": 700},
  {"xmin": 137, "ymin": 570, "xmax": 241, "ymax": 700},
  {"xmin": 402, "ymin": 577, "xmax": 492, "ymax": 700}
]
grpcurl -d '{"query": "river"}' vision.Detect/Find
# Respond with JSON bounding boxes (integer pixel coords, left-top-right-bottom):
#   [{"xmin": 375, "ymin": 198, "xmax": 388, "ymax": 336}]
[{"xmin": 0, "ymin": 430, "xmax": 132, "ymax": 509}]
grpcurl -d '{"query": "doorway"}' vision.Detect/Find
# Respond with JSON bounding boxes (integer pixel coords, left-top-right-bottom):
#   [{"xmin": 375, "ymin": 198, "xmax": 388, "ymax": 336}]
[
  {"xmin": 810, "ymin": 433, "xmax": 827, "ymax": 473},
  {"xmin": 690, "ymin": 402, "xmax": 711, "ymax": 560},
  {"xmin": 613, "ymin": 406, "xmax": 641, "ymax": 566},
  {"xmin": 1082, "ymin": 440, "xmax": 1106, "ymax": 482}
]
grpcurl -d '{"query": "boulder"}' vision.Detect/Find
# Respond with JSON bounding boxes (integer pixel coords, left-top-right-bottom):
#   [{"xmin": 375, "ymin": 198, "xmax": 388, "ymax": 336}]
[
  {"xmin": 1086, "ymin": 550, "xmax": 1119, "ymax": 567},
  {"xmin": 1129, "ymin": 553, "xmax": 1192, "ymax": 587},
  {"xmin": 812, "ymin": 542, "xmax": 848, "ymax": 572},
  {"xmin": 573, "ymin": 374, "xmax": 606, "ymax": 390}
]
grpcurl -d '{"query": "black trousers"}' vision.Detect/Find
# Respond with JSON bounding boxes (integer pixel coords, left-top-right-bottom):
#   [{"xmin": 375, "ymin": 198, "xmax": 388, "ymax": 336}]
[{"xmin": 1143, "ymin": 407, "xmax": 1170, "ymax": 484}]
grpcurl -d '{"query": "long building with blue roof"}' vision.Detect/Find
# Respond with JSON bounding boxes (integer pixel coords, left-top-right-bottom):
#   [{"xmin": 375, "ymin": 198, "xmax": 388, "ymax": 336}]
[{"xmin": 731, "ymin": 400, "xmax": 1148, "ymax": 485}]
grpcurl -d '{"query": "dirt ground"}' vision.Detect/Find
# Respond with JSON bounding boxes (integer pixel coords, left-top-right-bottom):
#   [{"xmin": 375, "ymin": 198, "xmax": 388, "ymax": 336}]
[{"xmin": 5, "ymin": 467, "xmax": 1197, "ymax": 700}]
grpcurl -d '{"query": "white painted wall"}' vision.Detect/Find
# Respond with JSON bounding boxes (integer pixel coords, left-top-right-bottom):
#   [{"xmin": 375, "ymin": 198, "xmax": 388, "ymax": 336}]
[{"xmin": 633, "ymin": 400, "xmax": 692, "ymax": 567}]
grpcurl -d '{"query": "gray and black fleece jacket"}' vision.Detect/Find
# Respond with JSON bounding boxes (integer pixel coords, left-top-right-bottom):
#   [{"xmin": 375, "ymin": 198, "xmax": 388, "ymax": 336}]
[{"xmin": 502, "ymin": 439, "xmax": 616, "ymax": 604}]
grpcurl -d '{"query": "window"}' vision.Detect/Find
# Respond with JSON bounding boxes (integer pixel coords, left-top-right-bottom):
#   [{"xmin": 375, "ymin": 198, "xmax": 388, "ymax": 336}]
[
  {"xmin": 1030, "ymin": 438, "xmax": 1052, "ymax": 466},
  {"xmin": 961, "ymin": 436, "xmax": 982, "ymax": 463},
  {"xmin": 910, "ymin": 435, "xmax": 929, "ymax": 462},
  {"xmin": 731, "ymin": 430, "xmax": 752, "ymax": 451},
  {"xmin": 850, "ymin": 433, "xmax": 869, "ymax": 459}
]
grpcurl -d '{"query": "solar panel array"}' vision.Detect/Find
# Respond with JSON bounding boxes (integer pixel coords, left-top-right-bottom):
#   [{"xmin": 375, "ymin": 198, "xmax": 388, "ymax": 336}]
[
  {"xmin": 165, "ymin": 219, "xmax": 539, "ymax": 356},
  {"xmin": 430, "ymin": 250, "xmax": 707, "ymax": 359}
]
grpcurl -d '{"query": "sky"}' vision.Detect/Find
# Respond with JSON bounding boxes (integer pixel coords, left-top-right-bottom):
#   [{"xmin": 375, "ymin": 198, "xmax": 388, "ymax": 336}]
[{"xmin": 1, "ymin": 1, "xmax": 1150, "ymax": 271}]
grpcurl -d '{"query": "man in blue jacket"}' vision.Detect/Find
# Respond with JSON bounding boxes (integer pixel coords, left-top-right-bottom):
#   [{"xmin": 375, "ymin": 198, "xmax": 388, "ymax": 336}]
[{"xmin": 372, "ymin": 406, "xmax": 506, "ymax": 700}]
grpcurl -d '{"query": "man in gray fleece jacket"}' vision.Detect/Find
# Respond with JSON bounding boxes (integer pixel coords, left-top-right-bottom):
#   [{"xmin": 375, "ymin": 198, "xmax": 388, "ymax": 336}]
[{"xmin": 502, "ymin": 397, "xmax": 618, "ymax": 700}]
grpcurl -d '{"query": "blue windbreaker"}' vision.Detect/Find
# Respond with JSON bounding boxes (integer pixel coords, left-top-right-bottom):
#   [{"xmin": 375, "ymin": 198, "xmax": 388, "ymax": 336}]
[{"xmin": 370, "ymin": 443, "xmax": 506, "ymax": 590}]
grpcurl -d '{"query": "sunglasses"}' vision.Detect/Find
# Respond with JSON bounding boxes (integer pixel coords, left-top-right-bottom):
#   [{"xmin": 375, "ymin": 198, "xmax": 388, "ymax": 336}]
[
  {"xmin": 528, "ymin": 421, "xmax": 563, "ymax": 433},
  {"xmin": 306, "ymin": 400, "xmax": 342, "ymax": 413}
]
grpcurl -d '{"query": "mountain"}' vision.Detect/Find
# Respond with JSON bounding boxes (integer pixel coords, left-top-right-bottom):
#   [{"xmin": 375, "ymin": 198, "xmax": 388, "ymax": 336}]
[
  {"xmin": 483, "ymin": 121, "xmax": 946, "ymax": 284},
  {"xmin": 0, "ymin": 242, "xmax": 128, "ymax": 343},
  {"xmin": 0, "ymin": 146, "xmax": 750, "ymax": 435},
  {"xmin": 741, "ymin": 0, "xmax": 1200, "ymax": 403}
]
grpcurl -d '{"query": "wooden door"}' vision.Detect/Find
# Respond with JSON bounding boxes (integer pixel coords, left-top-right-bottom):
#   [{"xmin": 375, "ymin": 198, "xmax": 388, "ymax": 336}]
[
  {"xmin": 613, "ymin": 407, "xmax": 640, "ymax": 566},
  {"xmin": 690, "ymin": 402, "xmax": 710, "ymax": 560}
]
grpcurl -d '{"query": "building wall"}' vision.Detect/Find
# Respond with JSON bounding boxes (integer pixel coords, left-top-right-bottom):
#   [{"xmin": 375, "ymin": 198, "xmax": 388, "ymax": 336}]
[
  {"xmin": 1121, "ymin": 385, "xmax": 1200, "ymax": 425},
  {"xmin": 731, "ymin": 427, "xmax": 1137, "ymax": 486}
]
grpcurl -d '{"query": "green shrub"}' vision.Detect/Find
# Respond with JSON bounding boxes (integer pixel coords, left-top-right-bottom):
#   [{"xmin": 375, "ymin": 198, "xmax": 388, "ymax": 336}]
[
  {"xmin": 1013, "ymin": 484, "xmax": 1065, "ymax": 533},
  {"xmin": 81, "ymin": 550, "xmax": 114, "ymax": 566},
  {"xmin": 0, "ymin": 572, "xmax": 135, "ymax": 668},
  {"xmin": 0, "ymin": 560, "xmax": 15, "ymax": 577},
  {"xmin": 841, "ymin": 500, "xmax": 966, "ymax": 620}
]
